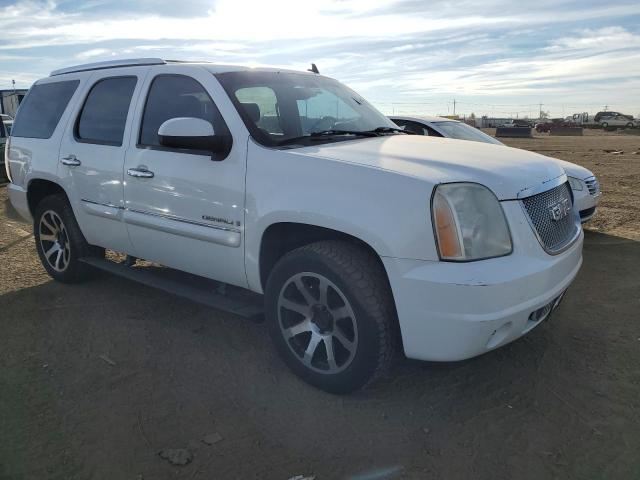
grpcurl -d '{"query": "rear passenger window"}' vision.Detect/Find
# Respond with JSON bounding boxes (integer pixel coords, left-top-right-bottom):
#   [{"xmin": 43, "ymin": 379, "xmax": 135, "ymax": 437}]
[
  {"xmin": 139, "ymin": 75, "xmax": 229, "ymax": 149},
  {"xmin": 76, "ymin": 77, "xmax": 137, "ymax": 146},
  {"xmin": 11, "ymin": 81, "xmax": 79, "ymax": 139}
]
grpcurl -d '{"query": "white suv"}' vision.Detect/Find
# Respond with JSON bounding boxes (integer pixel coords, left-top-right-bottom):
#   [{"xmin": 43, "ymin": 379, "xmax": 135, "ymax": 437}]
[{"xmin": 6, "ymin": 59, "xmax": 583, "ymax": 393}]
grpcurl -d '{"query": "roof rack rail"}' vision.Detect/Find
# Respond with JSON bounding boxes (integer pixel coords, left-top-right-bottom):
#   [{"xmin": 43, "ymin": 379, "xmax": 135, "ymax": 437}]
[
  {"xmin": 50, "ymin": 58, "xmax": 166, "ymax": 77},
  {"xmin": 164, "ymin": 59, "xmax": 213, "ymax": 64}
]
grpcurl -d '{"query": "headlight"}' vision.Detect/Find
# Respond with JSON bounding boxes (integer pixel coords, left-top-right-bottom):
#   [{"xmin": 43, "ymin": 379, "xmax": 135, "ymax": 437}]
[
  {"xmin": 432, "ymin": 183, "xmax": 512, "ymax": 261},
  {"xmin": 567, "ymin": 176, "xmax": 583, "ymax": 191}
]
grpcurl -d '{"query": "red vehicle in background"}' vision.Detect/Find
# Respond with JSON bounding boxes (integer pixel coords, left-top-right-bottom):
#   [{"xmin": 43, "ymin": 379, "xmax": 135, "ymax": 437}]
[{"xmin": 535, "ymin": 118, "xmax": 572, "ymax": 133}]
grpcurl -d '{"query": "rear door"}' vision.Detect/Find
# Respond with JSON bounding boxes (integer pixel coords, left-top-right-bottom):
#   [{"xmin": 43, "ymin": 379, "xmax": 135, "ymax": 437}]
[
  {"xmin": 122, "ymin": 66, "xmax": 248, "ymax": 288},
  {"xmin": 58, "ymin": 67, "xmax": 149, "ymax": 254}
]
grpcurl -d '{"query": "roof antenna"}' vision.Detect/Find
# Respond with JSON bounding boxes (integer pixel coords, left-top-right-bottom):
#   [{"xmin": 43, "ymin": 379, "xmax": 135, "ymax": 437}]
[{"xmin": 308, "ymin": 63, "xmax": 319, "ymax": 74}]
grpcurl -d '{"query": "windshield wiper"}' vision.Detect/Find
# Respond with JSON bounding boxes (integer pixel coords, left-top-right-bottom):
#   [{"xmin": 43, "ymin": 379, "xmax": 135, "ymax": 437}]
[
  {"xmin": 277, "ymin": 127, "xmax": 412, "ymax": 147},
  {"xmin": 372, "ymin": 126, "xmax": 415, "ymax": 135},
  {"xmin": 310, "ymin": 129, "xmax": 381, "ymax": 138},
  {"xmin": 278, "ymin": 129, "xmax": 380, "ymax": 146}
]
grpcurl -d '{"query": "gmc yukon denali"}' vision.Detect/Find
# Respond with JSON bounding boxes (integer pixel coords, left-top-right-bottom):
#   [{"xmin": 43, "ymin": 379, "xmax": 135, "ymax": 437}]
[{"xmin": 5, "ymin": 59, "xmax": 583, "ymax": 393}]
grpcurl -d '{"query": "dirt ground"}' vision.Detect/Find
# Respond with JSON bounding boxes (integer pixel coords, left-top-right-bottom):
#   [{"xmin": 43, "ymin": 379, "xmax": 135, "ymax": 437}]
[{"xmin": 1, "ymin": 132, "xmax": 640, "ymax": 479}]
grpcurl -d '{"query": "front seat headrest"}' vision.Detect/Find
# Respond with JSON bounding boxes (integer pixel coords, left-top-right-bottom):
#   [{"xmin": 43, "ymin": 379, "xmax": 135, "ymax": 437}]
[{"xmin": 241, "ymin": 103, "xmax": 261, "ymax": 123}]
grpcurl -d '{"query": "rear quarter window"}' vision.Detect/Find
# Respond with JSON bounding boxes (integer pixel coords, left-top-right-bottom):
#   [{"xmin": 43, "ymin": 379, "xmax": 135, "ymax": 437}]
[{"xmin": 11, "ymin": 80, "xmax": 80, "ymax": 139}]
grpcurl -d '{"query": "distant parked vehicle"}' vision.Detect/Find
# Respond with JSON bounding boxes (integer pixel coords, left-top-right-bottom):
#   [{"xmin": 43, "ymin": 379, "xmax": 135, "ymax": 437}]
[
  {"xmin": 599, "ymin": 115, "xmax": 637, "ymax": 129},
  {"xmin": 536, "ymin": 118, "xmax": 579, "ymax": 132},
  {"xmin": 593, "ymin": 111, "xmax": 631, "ymax": 123},
  {"xmin": 535, "ymin": 121, "xmax": 554, "ymax": 133},
  {"xmin": 499, "ymin": 119, "xmax": 531, "ymax": 128},
  {"xmin": 390, "ymin": 115, "xmax": 600, "ymax": 223}
]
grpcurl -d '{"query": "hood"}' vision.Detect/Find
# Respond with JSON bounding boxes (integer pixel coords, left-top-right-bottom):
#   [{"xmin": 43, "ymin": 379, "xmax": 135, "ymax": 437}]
[
  {"xmin": 290, "ymin": 135, "xmax": 564, "ymax": 200},
  {"xmin": 553, "ymin": 158, "xmax": 594, "ymax": 180}
]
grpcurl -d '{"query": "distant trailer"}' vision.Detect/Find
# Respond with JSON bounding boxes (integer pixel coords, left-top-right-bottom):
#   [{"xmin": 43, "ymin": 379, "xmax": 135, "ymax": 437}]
[
  {"xmin": 495, "ymin": 126, "xmax": 532, "ymax": 138},
  {"xmin": 0, "ymin": 89, "xmax": 28, "ymax": 118},
  {"xmin": 550, "ymin": 126, "xmax": 584, "ymax": 136}
]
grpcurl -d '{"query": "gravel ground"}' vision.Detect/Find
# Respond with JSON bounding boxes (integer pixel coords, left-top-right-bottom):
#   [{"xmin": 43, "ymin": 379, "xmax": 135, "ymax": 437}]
[{"xmin": 1, "ymin": 133, "xmax": 639, "ymax": 479}]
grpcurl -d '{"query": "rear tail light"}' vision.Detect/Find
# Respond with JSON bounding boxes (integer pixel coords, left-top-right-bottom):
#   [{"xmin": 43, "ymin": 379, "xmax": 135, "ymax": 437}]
[{"xmin": 4, "ymin": 136, "xmax": 12, "ymax": 183}]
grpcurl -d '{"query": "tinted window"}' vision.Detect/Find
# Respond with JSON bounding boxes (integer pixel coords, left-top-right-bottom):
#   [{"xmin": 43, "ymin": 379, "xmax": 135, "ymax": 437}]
[
  {"xmin": 11, "ymin": 81, "xmax": 79, "ymax": 139},
  {"xmin": 77, "ymin": 77, "xmax": 137, "ymax": 145},
  {"xmin": 139, "ymin": 75, "xmax": 229, "ymax": 148}
]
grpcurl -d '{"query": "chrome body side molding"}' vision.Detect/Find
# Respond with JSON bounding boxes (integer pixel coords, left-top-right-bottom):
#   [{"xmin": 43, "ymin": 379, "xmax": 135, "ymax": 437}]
[{"xmin": 124, "ymin": 209, "xmax": 241, "ymax": 247}]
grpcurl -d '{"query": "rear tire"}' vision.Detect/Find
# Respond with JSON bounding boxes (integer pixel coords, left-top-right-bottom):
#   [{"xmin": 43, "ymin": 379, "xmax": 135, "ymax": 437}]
[
  {"xmin": 265, "ymin": 240, "xmax": 398, "ymax": 394},
  {"xmin": 34, "ymin": 194, "xmax": 102, "ymax": 283}
]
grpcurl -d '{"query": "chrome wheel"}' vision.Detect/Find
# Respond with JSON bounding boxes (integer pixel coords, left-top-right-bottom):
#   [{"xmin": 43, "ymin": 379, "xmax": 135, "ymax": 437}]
[
  {"xmin": 39, "ymin": 210, "xmax": 71, "ymax": 272},
  {"xmin": 277, "ymin": 272, "xmax": 358, "ymax": 374}
]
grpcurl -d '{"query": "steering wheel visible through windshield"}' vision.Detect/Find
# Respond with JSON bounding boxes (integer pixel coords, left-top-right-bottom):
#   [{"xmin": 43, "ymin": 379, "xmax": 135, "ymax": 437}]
[{"xmin": 215, "ymin": 70, "xmax": 400, "ymax": 147}]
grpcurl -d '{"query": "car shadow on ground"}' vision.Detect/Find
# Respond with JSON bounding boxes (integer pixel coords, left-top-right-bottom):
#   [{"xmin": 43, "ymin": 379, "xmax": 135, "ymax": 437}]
[{"xmin": 1, "ymin": 230, "xmax": 638, "ymax": 479}]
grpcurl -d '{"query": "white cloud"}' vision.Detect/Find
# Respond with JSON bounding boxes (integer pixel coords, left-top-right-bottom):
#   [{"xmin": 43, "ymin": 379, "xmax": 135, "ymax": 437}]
[
  {"xmin": 0, "ymin": 0, "xmax": 639, "ymax": 116},
  {"xmin": 75, "ymin": 48, "xmax": 111, "ymax": 59},
  {"xmin": 546, "ymin": 26, "xmax": 640, "ymax": 51}
]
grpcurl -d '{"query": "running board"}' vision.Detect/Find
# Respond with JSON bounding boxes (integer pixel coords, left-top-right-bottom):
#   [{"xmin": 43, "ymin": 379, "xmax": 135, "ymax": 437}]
[{"xmin": 80, "ymin": 257, "xmax": 264, "ymax": 323}]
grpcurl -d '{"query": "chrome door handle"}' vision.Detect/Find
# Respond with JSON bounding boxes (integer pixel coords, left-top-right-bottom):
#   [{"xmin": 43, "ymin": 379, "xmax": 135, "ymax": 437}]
[
  {"xmin": 61, "ymin": 155, "xmax": 81, "ymax": 166},
  {"xmin": 127, "ymin": 167, "xmax": 154, "ymax": 178}
]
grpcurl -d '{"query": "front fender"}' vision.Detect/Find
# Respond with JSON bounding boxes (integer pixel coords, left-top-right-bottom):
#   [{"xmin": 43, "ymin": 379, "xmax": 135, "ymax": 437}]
[{"xmin": 244, "ymin": 140, "xmax": 438, "ymax": 291}]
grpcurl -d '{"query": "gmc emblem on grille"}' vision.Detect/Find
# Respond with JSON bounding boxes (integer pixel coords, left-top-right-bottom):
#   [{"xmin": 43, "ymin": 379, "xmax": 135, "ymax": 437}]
[{"xmin": 549, "ymin": 198, "xmax": 570, "ymax": 221}]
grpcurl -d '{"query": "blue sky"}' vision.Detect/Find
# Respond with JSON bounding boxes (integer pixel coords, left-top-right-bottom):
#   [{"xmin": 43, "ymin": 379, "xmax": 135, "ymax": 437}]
[{"xmin": 1, "ymin": 0, "xmax": 639, "ymax": 118}]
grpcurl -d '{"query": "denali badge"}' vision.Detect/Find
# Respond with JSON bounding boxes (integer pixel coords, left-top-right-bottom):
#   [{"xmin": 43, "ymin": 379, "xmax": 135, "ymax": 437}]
[
  {"xmin": 202, "ymin": 215, "xmax": 237, "ymax": 226},
  {"xmin": 549, "ymin": 198, "xmax": 570, "ymax": 221}
]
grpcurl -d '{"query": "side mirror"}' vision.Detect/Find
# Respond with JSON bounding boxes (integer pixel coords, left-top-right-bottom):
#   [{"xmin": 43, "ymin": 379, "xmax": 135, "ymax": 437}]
[{"xmin": 158, "ymin": 117, "xmax": 227, "ymax": 154}]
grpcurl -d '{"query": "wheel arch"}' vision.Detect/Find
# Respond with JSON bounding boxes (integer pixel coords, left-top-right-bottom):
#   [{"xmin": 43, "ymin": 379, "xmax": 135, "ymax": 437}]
[
  {"xmin": 26, "ymin": 178, "xmax": 69, "ymax": 217},
  {"xmin": 259, "ymin": 222, "xmax": 390, "ymax": 293}
]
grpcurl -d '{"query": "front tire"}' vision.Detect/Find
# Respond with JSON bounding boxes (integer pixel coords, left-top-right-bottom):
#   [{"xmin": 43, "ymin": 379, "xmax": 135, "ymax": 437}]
[
  {"xmin": 265, "ymin": 241, "xmax": 398, "ymax": 394},
  {"xmin": 34, "ymin": 194, "xmax": 100, "ymax": 283}
]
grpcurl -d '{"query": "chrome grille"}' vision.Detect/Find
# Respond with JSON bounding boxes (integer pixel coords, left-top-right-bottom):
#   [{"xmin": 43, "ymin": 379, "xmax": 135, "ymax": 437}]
[
  {"xmin": 585, "ymin": 176, "xmax": 600, "ymax": 196},
  {"xmin": 521, "ymin": 183, "xmax": 580, "ymax": 254}
]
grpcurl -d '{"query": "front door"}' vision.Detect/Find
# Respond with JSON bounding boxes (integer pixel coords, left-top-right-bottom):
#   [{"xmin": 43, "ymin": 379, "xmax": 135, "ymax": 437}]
[
  {"xmin": 58, "ymin": 67, "xmax": 149, "ymax": 255},
  {"xmin": 122, "ymin": 67, "xmax": 247, "ymax": 288}
]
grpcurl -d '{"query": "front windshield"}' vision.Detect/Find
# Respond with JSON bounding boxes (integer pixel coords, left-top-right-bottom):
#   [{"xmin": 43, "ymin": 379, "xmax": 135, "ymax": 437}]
[
  {"xmin": 216, "ymin": 71, "xmax": 398, "ymax": 147},
  {"xmin": 433, "ymin": 121, "xmax": 503, "ymax": 145}
]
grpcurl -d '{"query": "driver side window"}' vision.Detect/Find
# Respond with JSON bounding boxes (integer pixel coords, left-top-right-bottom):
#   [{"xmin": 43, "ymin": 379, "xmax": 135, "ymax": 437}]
[{"xmin": 139, "ymin": 74, "xmax": 229, "ymax": 148}]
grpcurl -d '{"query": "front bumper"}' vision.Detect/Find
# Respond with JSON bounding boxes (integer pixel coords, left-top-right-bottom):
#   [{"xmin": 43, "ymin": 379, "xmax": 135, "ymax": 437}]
[
  {"xmin": 383, "ymin": 200, "xmax": 583, "ymax": 362},
  {"xmin": 572, "ymin": 185, "xmax": 599, "ymax": 223}
]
